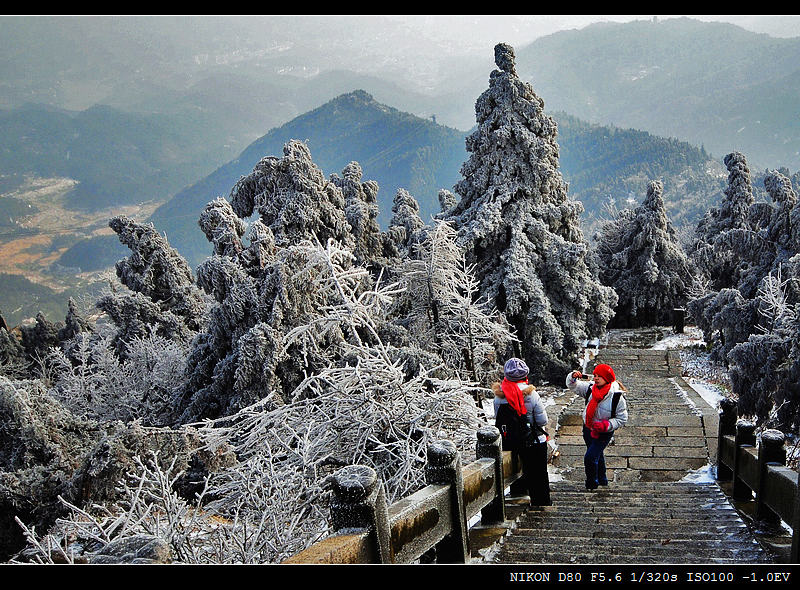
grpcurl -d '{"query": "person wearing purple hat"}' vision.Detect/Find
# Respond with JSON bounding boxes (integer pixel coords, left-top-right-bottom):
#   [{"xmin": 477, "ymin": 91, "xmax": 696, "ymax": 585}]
[{"xmin": 493, "ymin": 357, "xmax": 551, "ymax": 506}]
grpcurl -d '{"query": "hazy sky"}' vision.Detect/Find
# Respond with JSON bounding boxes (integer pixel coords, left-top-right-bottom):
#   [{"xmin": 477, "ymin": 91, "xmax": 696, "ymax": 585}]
[{"xmin": 386, "ymin": 15, "xmax": 800, "ymax": 51}]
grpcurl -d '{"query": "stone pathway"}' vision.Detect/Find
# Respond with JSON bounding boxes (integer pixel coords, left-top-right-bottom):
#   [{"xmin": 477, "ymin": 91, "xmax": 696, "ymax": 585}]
[
  {"xmin": 485, "ymin": 347, "xmax": 775, "ymax": 564},
  {"xmin": 555, "ymin": 349, "xmax": 711, "ymax": 483}
]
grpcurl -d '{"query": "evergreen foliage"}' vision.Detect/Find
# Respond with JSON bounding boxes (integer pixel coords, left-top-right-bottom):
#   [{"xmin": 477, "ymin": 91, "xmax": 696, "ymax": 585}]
[
  {"xmin": 596, "ymin": 180, "xmax": 695, "ymax": 327},
  {"xmin": 447, "ymin": 43, "xmax": 617, "ymax": 382},
  {"xmin": 688, "ymin": 160, "xmax": 800, "ymax": 429}
]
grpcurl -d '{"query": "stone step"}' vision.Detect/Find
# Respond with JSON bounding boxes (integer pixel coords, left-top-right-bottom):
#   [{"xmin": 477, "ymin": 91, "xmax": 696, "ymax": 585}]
[
  {"xmin": 503, "ymin": 536, "xmax": 764, "ymax": 551},
  {"xmin": 513, "ymin": 526, "xmax": 752, "ymax": 540},
  {"xmin": 519, "ymin": 516, "xmax": 750, "ymax": 529},
  {"xmin": 549, "ymin": 483, "xmax": 730, "ymax": 496},
  {"xmin": 496, "ymin": 548, "xmax": 770, "ymax": 564},
  {"xmin": 556, "ymin": 435, "xmax": 707, "ymax": 446},
  {"xmin": 542, "ymin": 496, "xmax": 732, "ymax": 507},
  {"xmin": 554, "ymin": 444, "xmax": 708, "ymax": 459},
  {"xmin": 557, "ymin": 426, "xmax": 703, "ymax": 438}
]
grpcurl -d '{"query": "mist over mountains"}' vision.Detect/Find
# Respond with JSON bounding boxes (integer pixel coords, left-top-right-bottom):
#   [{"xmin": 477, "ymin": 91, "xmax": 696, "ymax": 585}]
[
  {"xmin": 2, "ymin": 15, "xmax": 799, "ymax": 325},
  {"xmin": 3, "ymin": 16, "xmax": 799, "ymax": 169}
]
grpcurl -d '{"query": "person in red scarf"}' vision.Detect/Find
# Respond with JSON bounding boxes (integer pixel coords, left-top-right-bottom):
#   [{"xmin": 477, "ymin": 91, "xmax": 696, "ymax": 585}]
[
  {"xmin": 493, "ymin": 358, "xmax": 551, "ymax": 506},
  {"xmin": 566, "ymin": 364, "xmax": 628, "ymax": 490}
]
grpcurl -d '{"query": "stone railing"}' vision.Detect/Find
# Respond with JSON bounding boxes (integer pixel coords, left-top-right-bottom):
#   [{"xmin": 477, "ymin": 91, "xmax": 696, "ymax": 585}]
[
  {"xmin": 283, "ymin": 426, "xmax": 522, "ymax": 564},
  {"xmin": 716, "ymin": 398, "xmax": 800, "ymax": 562}
]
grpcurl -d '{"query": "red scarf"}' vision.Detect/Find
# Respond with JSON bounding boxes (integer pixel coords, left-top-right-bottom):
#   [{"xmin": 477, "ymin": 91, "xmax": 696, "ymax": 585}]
[
  {"xmin": 585, "ymin": 381, "xmax": 612, "ymax": 428},
  {"xmin": 501, "ymin": 378, "xmax": 527, "ymax": 417}
]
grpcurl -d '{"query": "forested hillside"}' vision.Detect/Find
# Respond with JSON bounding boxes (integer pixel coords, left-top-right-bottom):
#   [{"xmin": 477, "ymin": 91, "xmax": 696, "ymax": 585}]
[
  {"xmin": 514, "ymin": 18, "xmax": 800, "ymax": 170},
  {"xmin": 0, "ymin": 104, "xmax": 233, "ymax": 210},
  {"xmin": 143, "ymin": 95, "xmax": 730, "ymax": 269}
]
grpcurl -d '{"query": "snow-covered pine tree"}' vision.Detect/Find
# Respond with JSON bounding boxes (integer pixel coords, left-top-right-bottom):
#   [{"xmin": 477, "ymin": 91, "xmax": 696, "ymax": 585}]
[
  {"xmin": 596, "ymin": 180, "xmax": 694, "ymax": 327},
  {"xmin": 722, "ymin": 171, "xmax": 800, "ymax": 429},
  {"xmin": 97, "ymin": 216, "xmax": 207, "ymax": 356},
  {"xmin": 691, "ymin": 152, "xmax": 756, "ymax": 293},
  {"xmin": 447, "ymin": 43, "xmax": 616, "ymax": 382},
  {"xmin": 0, "ymin": 307, "xmax": 25, "ymax": 378},
  {"xmin": 387, "ymin": 188, "xmax": 427, "ymax": 258},
  {"xmin": 331, "ymin": 161, "xmax": 387, "ymax": 267},
  {"xmin": 179, "ymin": 142, "xmax": 395, "ymax": 423},
  {"xmin": 688, "ymin": 164, "xmax": 800, "ymax": 429}
]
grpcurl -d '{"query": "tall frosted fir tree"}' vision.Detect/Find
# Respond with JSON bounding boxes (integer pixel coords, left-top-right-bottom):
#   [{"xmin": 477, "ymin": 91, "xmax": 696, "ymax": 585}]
[
  {"xmin": 447, "ymin": 43, "xmax": 616, "ymax": 382},
  {"xmin": 597, "ymin": 181, "xmax": 695, "ymax": 327}
]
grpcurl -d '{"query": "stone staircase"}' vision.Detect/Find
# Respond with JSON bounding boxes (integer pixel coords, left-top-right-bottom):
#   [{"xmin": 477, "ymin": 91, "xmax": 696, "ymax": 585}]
[
  {"xmin": 494, "ymin": 480, "xmax": 772, "ymax": 563},
  {"xmin": 554, "ymin": 349, "xmax": 711, "ymax": 483},
  {"xmin": 483, "ymin": 346, "xmax": 775, "ymax": 564}
]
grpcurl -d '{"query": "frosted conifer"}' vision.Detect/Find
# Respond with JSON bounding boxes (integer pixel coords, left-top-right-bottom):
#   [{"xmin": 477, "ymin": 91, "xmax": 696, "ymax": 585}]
[
  {"xmin": 691, "ymin": 152, "xmax": 756, "ymax": 292},
  {"xmin": 0, "ymin": 308, "xmax": 25, "ymax": 377},
  {"xmin": 688, "ymin": 164, "xmax": 800, "ymax": 428},
  {"xmin": 198, "ymin": 196, "xmax": 247, "ymax": 258},
  {"xmin": 180, "ymin": 143, "xmax": 389, "ymax": 422},
  {"xmin": 330, "ymin": 161, "xmax": 385, "ymax": 266},
  {"xmin": 596, "ymin": 181, "xmax": 694, "ymax": 326},
  {"xmin": 387, "ymin": 188, "xmax": 426, "ymax": 257},
  {"xmin": 437, "ymin": 189, "xmax": 458, "ymax": 215},
  {"xmin": 447, "ymin": 43, "xmax": 616, "ymax": 381},
  {"xmin": 97, "ymin": 216, "xmax": 207, "ymax": 357},
  {"xmin": 229, "ymin": 140, "xmax": 356, "ymax": 253}
]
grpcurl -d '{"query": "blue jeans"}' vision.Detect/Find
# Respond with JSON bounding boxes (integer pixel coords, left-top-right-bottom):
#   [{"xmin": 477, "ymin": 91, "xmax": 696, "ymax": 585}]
[{"xmin": 582, "ymin": 425, "xmax": 613, "ymax": 488}]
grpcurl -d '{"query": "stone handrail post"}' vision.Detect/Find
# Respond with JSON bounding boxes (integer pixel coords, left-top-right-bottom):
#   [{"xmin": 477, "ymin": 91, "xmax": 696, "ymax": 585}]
[
  {"xmin": 756, "ymin": 429, "xmax": 785, "ymax": 524},
  {"xmin": 329, "ymin": 465, "xmax": 394, "ymax": 563},
  {"xmin": 476, "ymin": 426, "xmax": 505, "ymax": 525},
  {"xmin": 732, "ymin": 420, "xmax": 756, "ymax": 501},
  {"xmin": 425, "ymin": 440, "xmax": 469, "ymax": 563},
  {"xmin": 672, "ymin": 308, "xmax": 685, "ymax": 334},
  {"xmin": 716, "ymin": 398, "xmax": 737, "ymax": 481}
]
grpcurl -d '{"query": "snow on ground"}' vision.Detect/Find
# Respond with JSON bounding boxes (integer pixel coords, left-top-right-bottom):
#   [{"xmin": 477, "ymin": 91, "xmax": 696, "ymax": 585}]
[
  {"xmin": 652, "ymin": 325, "xmax": 705, "ymax": 350},
  {"xmin": 668, "ymin": 377, "xmax": 703, "ymax": 415},
  {"xmin": 685, "ymin": 378, "xmax": 726, "ymax": 410},
  {"xmin": 679, "ymin": 463, "xmax": 717, "ymax": 484},
  {"xmin": 648, "ymin": 326, "xmax": 731, "ymax": 410}
]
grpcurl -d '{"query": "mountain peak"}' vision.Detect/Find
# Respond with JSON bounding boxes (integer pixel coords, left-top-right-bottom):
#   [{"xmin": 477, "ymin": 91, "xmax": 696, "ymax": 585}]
[{"xmin": 333, "ymin": 89, "xmax": 376, "ymax": 105}]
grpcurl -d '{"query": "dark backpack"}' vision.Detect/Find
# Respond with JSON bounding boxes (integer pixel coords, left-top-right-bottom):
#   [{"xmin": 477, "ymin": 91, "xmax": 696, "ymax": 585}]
[{"xmin": 495, "ymin": 404, "xmax": 546, "ymax": 452}]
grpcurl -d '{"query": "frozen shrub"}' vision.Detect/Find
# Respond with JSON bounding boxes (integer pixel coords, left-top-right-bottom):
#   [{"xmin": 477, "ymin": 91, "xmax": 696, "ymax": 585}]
[
  {"xmin": 397, "ymin": 219, "xmax": 516, "ymax": 388},
  {"xmin": 46, "ymin": 327, "xmax": 191, "ymax": 425}
]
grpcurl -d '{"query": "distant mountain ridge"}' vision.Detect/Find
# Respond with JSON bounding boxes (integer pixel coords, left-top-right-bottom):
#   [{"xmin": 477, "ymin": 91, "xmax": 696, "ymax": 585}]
[
  {"xmin": 147, "ymin": 90, "xmax": 466, "ymax": 266},
  {"xmin": 0, "ymin": 103, "xmax": 232, "ymax": 210},
  {"xmin": 513, "ymin": 17, "xmax": 800, "ymax": 170},
  {"xmin": 3, "ymin": 16, "xmax": 798, "ymax": 171},
  {"xmin": 142, "ymin": 91, "xmax": 729, "ymax": 268}
]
